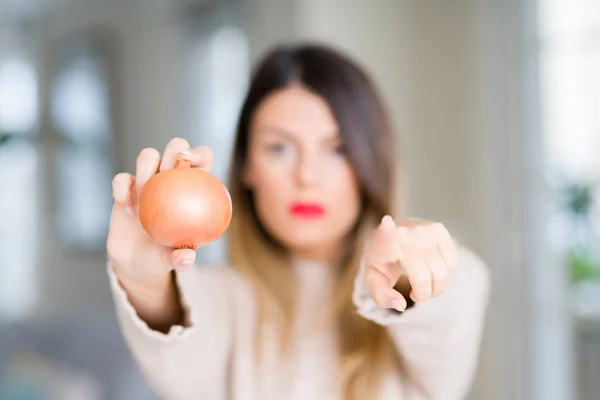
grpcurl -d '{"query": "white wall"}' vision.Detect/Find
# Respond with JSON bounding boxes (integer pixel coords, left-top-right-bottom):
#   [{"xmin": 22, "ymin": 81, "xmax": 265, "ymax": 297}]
[{"xmin": 241, "ymin": 0, "xmax": 297, "ymax": 63}]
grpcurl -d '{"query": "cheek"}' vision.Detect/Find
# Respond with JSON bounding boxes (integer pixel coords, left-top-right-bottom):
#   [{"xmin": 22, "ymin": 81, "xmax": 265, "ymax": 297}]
[
  {"xmin": 254, "ymin": 162, "xmax": 289, "ymax": 192},
  {"xmin": 249, "ymin": 161, "xmax": 292, "ymax": 213}
]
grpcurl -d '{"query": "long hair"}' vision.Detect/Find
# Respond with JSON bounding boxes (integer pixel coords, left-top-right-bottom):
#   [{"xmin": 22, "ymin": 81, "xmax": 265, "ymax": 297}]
[{"xmin": 227, "ymin": 43, "xmax": 403, "ymax": 400}]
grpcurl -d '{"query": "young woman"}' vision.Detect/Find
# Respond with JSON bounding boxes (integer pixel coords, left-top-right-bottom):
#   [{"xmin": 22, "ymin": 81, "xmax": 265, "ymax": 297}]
[{"xmin": 107, "ymin": 44, "xmax": 490, "ymax": 400}]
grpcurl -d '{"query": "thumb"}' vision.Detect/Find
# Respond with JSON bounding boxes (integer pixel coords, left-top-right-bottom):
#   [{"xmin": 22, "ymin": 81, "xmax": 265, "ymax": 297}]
[{"xmin": 171, "ymin": 249, "xmax": 197, "ymax": 271}]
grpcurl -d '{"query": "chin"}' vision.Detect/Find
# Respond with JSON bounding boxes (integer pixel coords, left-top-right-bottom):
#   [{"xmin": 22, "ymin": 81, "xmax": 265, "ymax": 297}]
[
  {"xmin": 286, "ymin": 235, "xmax": 331, "ymax": 250},
  {"xmin": 278, "ymin": 228, "xmax": 345, "ymax": 256},
  {"xmin": 259, "ymin": 213, "xmax": 357, "ymax": 257}
]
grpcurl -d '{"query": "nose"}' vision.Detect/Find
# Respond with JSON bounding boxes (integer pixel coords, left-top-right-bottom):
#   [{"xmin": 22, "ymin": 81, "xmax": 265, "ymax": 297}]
[{"xmin": 294, "ymin": 152, "xmax": 320, "ymax": 188}]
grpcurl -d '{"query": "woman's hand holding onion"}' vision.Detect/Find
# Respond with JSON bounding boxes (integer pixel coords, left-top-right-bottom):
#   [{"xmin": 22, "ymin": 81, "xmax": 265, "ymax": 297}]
[
  {"xmin": 106, "ymin": 138, "xmax": 231, "ymax": 331},
  {"xmin": 107, "ymin": 138, "xmax": 215, "ymax": 282}
]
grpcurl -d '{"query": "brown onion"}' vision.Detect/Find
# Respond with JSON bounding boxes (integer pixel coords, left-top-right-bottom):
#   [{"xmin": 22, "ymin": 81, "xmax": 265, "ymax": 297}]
[{"xmin": 138, "ymin": 156, "xmax": 232, "ymax": 250}]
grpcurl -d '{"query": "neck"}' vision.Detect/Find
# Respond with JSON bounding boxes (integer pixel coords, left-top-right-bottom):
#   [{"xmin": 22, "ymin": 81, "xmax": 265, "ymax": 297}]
[{"xmin": 290, "ymin": 240, "xmax": 345, "ymax": 267}]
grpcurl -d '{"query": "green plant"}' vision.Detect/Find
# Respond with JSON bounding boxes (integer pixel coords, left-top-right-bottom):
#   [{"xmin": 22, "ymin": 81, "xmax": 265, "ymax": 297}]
[
  {"xmin": 561, "ymin": 182, "xmax": 600, "ymax": 283},
  {"xmin": 568, "ymin": 246, "xmax": 600, "ymax": 282},
  {"xmin": 0, "ymin": 132, "xmax": 13, "ymax": 146},
  {"xmin": 565, "ymin": 183, "xmax": 593, "ymax": 216}
]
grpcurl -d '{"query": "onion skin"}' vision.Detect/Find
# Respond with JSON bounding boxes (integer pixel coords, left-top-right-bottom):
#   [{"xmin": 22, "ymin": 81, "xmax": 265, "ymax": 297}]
[{"xmin": 138, "ymin": 157, "xmax": 232, "ymax": 250}]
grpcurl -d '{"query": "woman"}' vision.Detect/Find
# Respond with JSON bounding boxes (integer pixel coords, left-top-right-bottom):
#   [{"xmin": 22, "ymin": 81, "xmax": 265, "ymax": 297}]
[{"xmin": 107, "ymin": 44, "xmax": 490, "ymax": 400}]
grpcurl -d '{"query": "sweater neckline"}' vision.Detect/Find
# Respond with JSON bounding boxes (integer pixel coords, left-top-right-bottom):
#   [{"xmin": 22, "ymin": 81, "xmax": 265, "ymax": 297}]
[{"xmin": 291, "ymin": 258, "xmax": 337, "ymax": 288}]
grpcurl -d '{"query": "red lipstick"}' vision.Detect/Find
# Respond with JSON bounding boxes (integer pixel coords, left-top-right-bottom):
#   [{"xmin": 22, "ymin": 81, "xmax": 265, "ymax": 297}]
[{"xmin": 290, "ymin": 203, "xmax": 326, "ymax": 218}]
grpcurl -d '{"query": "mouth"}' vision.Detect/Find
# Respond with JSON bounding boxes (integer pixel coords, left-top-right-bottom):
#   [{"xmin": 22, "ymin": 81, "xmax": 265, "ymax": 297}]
[{"xmin": 289, "ymin": 202, "xmax": 326, "ymax": 218}]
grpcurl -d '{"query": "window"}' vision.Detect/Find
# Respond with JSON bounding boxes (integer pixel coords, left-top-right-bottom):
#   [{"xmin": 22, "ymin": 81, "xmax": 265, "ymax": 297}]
[
  {"xmin": 182, "ymin": 8, "xmax": 250, "ymax": 264},
  {"xmin": 0, "ymin": 56, "xmax": 39, "ymax": 321},
  {"xmin": 0, "ymin": 57, "xmax": 38, "ymax": 135},
  {"xmin": 49, "ymin": 37, "xmax": 113, "ymax": 252}
]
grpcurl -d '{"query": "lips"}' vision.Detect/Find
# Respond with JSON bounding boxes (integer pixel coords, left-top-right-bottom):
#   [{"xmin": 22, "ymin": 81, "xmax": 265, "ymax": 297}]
[{"xmin": 290, "ymin": 203, "xmax": 326, "ymax": 218}]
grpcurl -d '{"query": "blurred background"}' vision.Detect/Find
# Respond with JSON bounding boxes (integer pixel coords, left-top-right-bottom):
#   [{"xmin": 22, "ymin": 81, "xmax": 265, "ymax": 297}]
[{"xmin": 0, "ymin": 0, "xmax": 599, "ymax": 399}]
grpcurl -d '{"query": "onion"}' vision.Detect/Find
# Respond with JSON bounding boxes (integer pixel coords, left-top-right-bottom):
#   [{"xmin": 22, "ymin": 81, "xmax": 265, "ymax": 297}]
[{"xmin": 138, "ymin": 156, "xmax": 232, "ymax": 250}]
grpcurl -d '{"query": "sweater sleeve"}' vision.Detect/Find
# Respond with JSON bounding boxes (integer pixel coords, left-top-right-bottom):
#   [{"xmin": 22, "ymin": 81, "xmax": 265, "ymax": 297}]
[
  {"xmin": 107, "ymin": 261, "xmax": 234, "ymax": 400},
  {"xmin": 352, "ymin": 245, "xmax": 491, "ymax": 400}
]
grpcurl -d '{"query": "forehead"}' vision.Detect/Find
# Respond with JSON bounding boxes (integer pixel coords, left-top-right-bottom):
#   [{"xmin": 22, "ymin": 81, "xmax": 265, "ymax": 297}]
[{"xmin": 250, "ymin": 85, "xmax": 339, "ymax": 139}]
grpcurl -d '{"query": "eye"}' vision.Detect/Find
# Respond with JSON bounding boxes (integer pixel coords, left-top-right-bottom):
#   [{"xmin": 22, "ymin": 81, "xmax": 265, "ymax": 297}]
[
  {"xmin": 268, "ymin": 143, "xmax": 285, "ymax": 153},
  {"xmin": 266, "ymin": 142, "xmax": 292, "ymax": 155}
]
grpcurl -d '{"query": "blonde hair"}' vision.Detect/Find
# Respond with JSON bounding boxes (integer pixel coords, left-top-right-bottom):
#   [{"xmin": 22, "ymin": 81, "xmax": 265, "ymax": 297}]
[
  {"xmin": 227, "ymin": 194, "xmax": 401, "ymax": 399},
  {"xmin": 226, "ymin": 43, "xmax": 406, "ymax": 399}
]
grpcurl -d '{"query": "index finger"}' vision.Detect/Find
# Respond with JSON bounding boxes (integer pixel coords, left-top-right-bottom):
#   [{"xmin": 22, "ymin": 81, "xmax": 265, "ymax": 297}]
[{"xmin": 365, "ymin": 216, "xmax": 402, "ymax": 269}]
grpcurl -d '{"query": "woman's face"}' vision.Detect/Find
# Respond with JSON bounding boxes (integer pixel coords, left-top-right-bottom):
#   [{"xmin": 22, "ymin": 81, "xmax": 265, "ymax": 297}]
[{"xmin": 244, "ymin": 85, "xmax": 361, "ymax": 262}]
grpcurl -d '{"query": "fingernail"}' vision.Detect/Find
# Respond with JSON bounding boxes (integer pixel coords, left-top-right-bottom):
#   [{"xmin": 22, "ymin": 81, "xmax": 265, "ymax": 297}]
[
  {"xmin": 176, "ymin": 260, "xmax": 194, "ymax": 272},
  {"xmin": 180, "ymin": 258, "xmax": 195, "ymax": 265},
  {"xmin": 391, "ymin": 299, "xmax": 405, "ymax": 312},
  {"xmin": 382, "ymin": 215, "xmax": 394, "ymax": 225},
  {"xmin": 179, "ymin": 150, "xmax": 192, "ymax": 158},
  {"xmin": 177, "ymin": 265, "xmax": 191, "ymax": 272},
  {"xmin": 124, "ymin": 206, "xmax": 134, "ymax": 217}
]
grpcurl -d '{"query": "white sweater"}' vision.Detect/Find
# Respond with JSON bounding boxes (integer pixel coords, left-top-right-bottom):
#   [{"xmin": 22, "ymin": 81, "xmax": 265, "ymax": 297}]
[{"xmin": 107, "ymin": 244, "xmax": 490, "ymax": 400}]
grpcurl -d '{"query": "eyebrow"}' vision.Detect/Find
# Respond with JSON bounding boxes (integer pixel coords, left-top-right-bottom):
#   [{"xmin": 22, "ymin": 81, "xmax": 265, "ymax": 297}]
[{"xmin": 255, "ymin": 126, "xmax": 341, "ymax": 143}]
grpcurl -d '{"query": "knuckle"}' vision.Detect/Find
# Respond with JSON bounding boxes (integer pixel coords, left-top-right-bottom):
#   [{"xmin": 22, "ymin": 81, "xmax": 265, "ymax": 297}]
[
  {"xmin": 381, "ymin": 264, "xmax": 398, "ymax": 280},
  {"xmin": 412, "ymin": 271, "xmax": 431, "ymax": 286},
  {"xmin": 433, "ymin": 277, "xmax": 446, "ymax": 294},
  {"xmin": 432, "ymin": 267, "xmax": 448, "ymax": 281},
  {"xmin": 198, "ymin": 145, "xmax": 212, "ymax": 154},
  {"xmin": 396, "ymin": 226, "xmax": 411, "ymax": 240},
  {"xmin": 200, "ymin": 146, "xmax": 214, "ymax": 162},
  {"xmin": 418, "ymin": 291, "xmax": 432, "ymax": 301},
  {"xmin": 438, "ymin": 224, "xmax": 452, "ymax": 240},
  {"xmin": 432, "ymin": 222, "xmax": 445, "ymax": 231},
  {"xmin": 413, "ymin": 225, "xmax": 427, "ymax": 235},
  {"xmin": 433, "ymin": 222, "xmax": 448, "ymax": 237}
]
